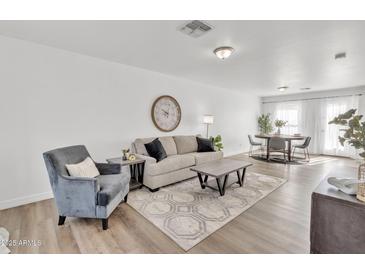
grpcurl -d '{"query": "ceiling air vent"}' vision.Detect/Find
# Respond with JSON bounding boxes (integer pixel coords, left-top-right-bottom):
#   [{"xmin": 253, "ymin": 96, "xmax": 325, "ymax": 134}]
[
  {"xmin": 335, "ymin": 52, "xmax": 347, "ymax": 60},
  {"xmin": 179, "ymin": 20, "xmax": 213, "ymax": 38}
]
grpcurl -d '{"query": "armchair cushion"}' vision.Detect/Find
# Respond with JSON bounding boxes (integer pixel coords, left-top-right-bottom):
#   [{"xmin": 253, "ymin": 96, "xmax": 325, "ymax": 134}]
[
  {"xmin": 95, "ymin": 162, "xmax": 121, "ymax": 175},
  {"xmin": 96, "ymin": 173, "xmax": 129, "ymax": 206},
  {"xmin": 65, "ymin": 157, "xmax": 100, "ymax": 178}
]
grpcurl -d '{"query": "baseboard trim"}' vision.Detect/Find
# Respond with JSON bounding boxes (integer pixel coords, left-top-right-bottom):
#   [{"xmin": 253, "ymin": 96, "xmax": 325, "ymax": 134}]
[{"xmin": 0, "ymin": 192, "xmax": 54, "ymax": 210}]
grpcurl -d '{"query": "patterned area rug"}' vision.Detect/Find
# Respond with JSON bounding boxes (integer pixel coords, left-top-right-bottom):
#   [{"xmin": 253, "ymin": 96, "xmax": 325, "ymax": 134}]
[{"xmin": 127, "ymin": 172, "xmax": 287, "ymax": 251}]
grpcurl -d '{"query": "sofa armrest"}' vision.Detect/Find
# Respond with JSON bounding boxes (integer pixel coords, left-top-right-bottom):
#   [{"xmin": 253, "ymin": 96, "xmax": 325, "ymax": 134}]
[
  {"xmin": 135, "ymin": 154, "xmax": 157, "ymax": 164},
  {"xmin": 95, "ymin": 162, "xmax": 121, "ymax": 175},
  {"xmin": 55, "ymin": 175, "xmax": 99, "ymax": 218}
]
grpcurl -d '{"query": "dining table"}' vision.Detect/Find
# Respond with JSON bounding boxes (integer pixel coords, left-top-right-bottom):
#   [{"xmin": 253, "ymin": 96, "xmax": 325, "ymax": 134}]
[{"xmin": 254, "ymin": 134, "xmax": 306, "ymax": 162}]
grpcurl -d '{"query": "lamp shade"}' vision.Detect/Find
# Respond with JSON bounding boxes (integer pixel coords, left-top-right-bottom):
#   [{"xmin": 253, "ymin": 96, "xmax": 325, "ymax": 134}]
[{"xmin": 203, "ymin": 115, "xmax": 214, "ymax": 124}]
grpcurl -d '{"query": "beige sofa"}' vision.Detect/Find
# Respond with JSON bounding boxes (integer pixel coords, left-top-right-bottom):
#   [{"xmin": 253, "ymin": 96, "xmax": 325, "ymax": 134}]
[{"xmin": 131, "ymin": 135, "xmax": 223, "ymax": 191}]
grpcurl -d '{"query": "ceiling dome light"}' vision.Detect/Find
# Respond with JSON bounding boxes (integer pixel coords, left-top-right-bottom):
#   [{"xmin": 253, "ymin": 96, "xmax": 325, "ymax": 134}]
[
  {"xmin": 277, "ymin": 86, "xmax": 289, "ymax": 92},
  {"xmin": 214, "ymin": 46, "xmax": 234, "ymax": 60}
]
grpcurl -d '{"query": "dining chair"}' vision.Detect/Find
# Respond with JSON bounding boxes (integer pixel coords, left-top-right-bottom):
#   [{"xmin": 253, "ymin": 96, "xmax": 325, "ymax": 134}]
[
  {"xmin": 268, "ymin": 137, "xmax": 287, "ymax": 162},
  {"xmin": 292, "ymin": 136, "xmax": 311, "ymax": 161},
  {"xmin": 248, "ymin": 135, "xmax": 264, "ymax": 157}
]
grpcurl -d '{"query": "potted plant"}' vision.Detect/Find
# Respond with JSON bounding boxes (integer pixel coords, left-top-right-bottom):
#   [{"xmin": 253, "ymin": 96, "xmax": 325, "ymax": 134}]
[
  {"xmin": 258, "ymin": 114, "xmax": 273, "ymax": 134},
  {"xmin": 329, "ymin": 108, "xmax": 365, "ymax": 201},
  {"xmin": 211, "ymin": 135, "xmax": 223, "ymax": 151},
  {"xmin": 274, "ymin": 119, "xmax": 287, "ymax": 135}
]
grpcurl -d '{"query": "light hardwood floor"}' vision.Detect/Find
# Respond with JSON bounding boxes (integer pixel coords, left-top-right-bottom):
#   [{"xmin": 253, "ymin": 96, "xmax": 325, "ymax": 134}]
[{"xmin": 0, "ymin": 154, "xmax": 358, "ymax": 253}]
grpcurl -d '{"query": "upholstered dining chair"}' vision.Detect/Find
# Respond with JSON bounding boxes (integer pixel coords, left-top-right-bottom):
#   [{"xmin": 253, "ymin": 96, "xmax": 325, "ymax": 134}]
[
  {"xmin": 292, "ymin": 136, "xmax": 311, "ymax": 161},
  {"xmin": 43, "ymin": 145, "xmax": 130, "ymax": 230},
  {"xmin": 248, "ymin": 135, "xmax": 263, "ymax": 157},
  {"xmin": 268, "ymin": 137, "xmax": 287, "ymax": 162}
]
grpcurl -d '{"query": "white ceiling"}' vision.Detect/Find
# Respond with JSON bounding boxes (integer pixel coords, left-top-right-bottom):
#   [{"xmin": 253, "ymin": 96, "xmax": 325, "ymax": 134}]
[{"xmin": 0, "ymin": 20, "xmax": 364, "ymax": 96}]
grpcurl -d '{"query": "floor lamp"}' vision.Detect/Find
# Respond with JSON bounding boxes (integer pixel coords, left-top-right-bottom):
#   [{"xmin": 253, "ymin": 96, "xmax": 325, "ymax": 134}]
[{"xmin": 203, "ymin": 115, "xmax": 214, "ymax": 138}]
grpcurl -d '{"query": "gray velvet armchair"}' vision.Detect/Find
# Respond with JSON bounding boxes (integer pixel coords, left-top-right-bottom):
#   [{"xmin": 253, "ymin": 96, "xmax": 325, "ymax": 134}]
[{"xmin": 43, "ymin": 145, "xmax": 130, "ymax": 230}]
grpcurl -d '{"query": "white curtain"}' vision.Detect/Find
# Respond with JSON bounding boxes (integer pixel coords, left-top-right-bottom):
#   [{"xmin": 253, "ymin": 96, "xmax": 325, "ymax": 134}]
[{"xmin": 262, "ymin": 94, "xmax": 360, "ymax": 158}]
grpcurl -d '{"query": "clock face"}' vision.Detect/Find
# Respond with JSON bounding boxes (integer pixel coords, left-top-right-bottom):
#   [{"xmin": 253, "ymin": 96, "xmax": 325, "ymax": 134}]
[{"xmin": 151, "ymin": 95, "xmax": 181, "ymax": 132}]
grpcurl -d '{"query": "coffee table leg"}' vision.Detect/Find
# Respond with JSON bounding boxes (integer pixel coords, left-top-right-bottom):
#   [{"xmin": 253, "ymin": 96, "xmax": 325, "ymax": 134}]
[
  {"xmin": 204, "ymin": 175, "xmax": 208, "ymax": 183},
  {"xmin": 222, "ymin": 174, "xmax": 229, "ymax": 195},
  {"xmin": 241, "ymin": 168, "xmax": 247, "ymax": 185},
  {"xmin": 216, "ymin": 175, "xmax": 229, "ymax": 196},
  {"xmin": 236, "ymin": 170, "xmax": 243, "ymax": 186},
  {"xmin": 197, "ymin": 173, "xmax": 206, "ymax": 189},
  {"xmin": 216, "ymin": 177, "xmax": 223, "ymax": 196}
]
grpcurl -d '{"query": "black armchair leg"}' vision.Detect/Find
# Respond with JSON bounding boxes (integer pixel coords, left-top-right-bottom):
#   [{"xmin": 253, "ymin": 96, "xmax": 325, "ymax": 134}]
[
  {"xmin": 58, "ymin": 216, "xmax": 66, "ymax": 226},
  {"xmin": 124, "ymin": 194, "xmax": 128, "ymax": 203},
  {"xmin": 102, "ymin": 218, "xmax": 108, "ymax": 230}
]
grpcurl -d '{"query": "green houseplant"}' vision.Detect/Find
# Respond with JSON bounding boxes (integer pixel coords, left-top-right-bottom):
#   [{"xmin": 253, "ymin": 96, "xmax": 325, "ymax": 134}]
[
  {"xmin": 211, "ymin": 135, "xmax": 223, "ymax": 151},
  {"xmin": 258, "ymin": 114, "xmax": 273, "ymax": 134},
  {"xmin": 328, "ymin": 109, "xmax": 365, "ymax": 157},
  {"xmin": 274, "ymin": 119, "xmax": 287, "ymax": 135},
  {"xmin": 329, "ymin": 108, "xmax": 365, "ymax": 201}
]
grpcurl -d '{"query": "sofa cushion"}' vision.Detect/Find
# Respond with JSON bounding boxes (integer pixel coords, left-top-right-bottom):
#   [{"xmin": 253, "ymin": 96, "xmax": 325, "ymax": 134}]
[
  {"xmin": 173, "ymin": 135, "xmax": 198, "ymax": 154},
  {"xmin": 196, "ymin": 137, "xmax": 215, "ymax": 152},
  {"xmin": 188, "ymin": 151, "xmax": 224, "ymax": 165},
  {"xmin": 144, "ymin": 138, "xmax": 167, "ymax": 162},
  {"xmin": 159, "ymin": 136, "xmax": 178, "ymax": 156},
  {"xmin": 147, "ymin": 154, "xmax": 195, "ymax": 176},
  {"xmin": 96, "ymin": 173, "xmax": 128, "ymax": 206}
]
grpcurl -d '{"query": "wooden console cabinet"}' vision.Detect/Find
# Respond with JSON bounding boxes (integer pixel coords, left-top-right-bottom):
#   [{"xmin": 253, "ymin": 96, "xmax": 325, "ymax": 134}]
[{"xmin": 310, "ymin": 177, "xmax": 365, "ymax": 253}]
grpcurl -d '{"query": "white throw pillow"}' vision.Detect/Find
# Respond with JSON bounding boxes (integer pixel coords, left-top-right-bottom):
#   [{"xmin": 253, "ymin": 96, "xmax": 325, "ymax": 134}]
[{"xmin": 65, "ymin": 157, "xmax": 100, "ymax": 178}]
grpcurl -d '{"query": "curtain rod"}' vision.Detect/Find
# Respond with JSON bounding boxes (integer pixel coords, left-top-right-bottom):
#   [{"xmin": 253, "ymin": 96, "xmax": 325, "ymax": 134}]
[{"xmin": 262, "ymin": 93, "xmax": 363, "ymax": 104}]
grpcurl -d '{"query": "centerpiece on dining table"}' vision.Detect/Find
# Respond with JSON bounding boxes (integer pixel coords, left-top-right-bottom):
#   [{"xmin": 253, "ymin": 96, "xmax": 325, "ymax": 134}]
[{"xmin": 274, "ymin": 119, "xmax": 287, "ymax": 135}]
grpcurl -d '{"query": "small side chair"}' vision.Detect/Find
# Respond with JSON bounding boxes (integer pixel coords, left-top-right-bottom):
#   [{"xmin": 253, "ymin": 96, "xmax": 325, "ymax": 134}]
[
  {"xmin": 43, "ymin": 145, "xmax": 130, "ymax": 230},
  {"xmin": 248, "ymin": 135, "xmax": 264, "ymax": 157},
  {"xmin": 268, "ymin": 137, "xmax": 288, "ymax": 162},
  {"xmin": 292, "ymin": 136, "xmax": 311, "ymax": 161}
]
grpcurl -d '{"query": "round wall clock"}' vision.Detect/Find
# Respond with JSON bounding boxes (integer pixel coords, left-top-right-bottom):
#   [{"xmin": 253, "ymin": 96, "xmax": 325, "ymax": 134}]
[{"xmin": 151, "ymin": 95, "xmax": 181, "ymax": 132}]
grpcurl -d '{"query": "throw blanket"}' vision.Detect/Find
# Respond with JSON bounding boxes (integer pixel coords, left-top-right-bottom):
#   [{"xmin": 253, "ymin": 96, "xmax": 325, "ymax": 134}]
[{"xmin": 0, "ymin": 227, "xmax": 10, "ymax": 254}]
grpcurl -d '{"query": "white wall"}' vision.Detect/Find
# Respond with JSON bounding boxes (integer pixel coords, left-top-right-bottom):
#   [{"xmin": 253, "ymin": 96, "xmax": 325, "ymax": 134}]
[{"xmin": 0, "ymin": 35, "xmax": 260, "ymax": 209}]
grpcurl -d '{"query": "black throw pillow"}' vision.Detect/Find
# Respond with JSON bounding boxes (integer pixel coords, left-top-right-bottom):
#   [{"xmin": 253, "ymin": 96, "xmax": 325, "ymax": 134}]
[
  {"xmin": 144, "ymin": 138, "xmax": 167, "ymax": 162},
  {"xmin": 197, "ymin": 137, "xmax": 215, "ymax": 152}
]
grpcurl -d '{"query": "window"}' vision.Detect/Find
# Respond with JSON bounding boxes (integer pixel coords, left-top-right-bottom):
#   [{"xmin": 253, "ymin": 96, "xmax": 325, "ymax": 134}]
[
  {"xmin": 324, "ymin": 101, "xmax": 349, "ymax": 152},
  {"xmin": 275, "ymin": 103, "xmax": 299, "ymax": 135}
]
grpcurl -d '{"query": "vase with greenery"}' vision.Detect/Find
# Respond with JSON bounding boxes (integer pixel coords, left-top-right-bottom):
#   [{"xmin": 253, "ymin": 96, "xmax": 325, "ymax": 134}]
[
  {"xmin": 274, "ymin": 119, "xmax": 287, "ymax": 135},
  {"xmin": 122, "ymin": 148, "xmax": 130, "ymax": 160},
  {"xmin": 258, "ymin": 114, "xmax": 273, "ymax": 134},
  {"xmin": 329, "ymin": 108, "xmax": 365, "ymax": 201},
  {"xmin": 210, "ymin": 135, "xmax": 223, "ymax": 151}
]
